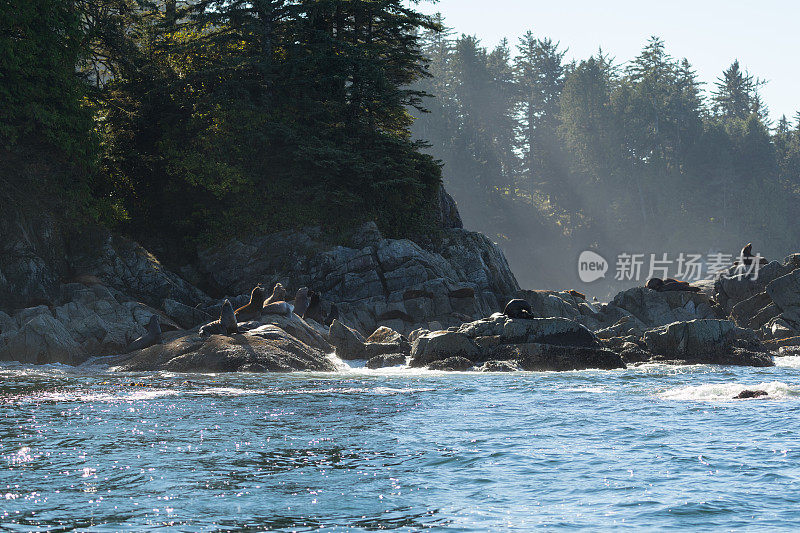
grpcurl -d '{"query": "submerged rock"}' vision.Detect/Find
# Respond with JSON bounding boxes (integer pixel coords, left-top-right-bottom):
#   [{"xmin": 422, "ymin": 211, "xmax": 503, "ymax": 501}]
[
  {"xmin": 733, "ymin": 389, "xmax": 768, "ymax": 399},
  {"xmin": 365, "ymin": 353, "xmax": 407, "ymax": 369},
  {"xmin": 428, "ymin": 356, "xmax": 474, "ymax": 371},
  {"xmin": 481, "ymin": 343, "xmax": 624, "ymax": 372},
  {"xmin": 477, "ymin": 360, "xmax": 521, "ymax": 372}
]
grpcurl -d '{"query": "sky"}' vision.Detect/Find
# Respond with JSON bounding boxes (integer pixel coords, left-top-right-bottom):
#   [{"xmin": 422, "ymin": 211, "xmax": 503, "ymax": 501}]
[{"xmin": 414, "ymin": 0, "xmax": 798, "ymax": 124}]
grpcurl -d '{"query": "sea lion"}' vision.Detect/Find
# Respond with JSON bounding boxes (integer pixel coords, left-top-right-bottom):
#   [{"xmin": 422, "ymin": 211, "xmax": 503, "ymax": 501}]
[
  {"xmin": 736, "ymin": 242, "xmax": 768, "ymax": 266},
  {"xmin": 567, "ymin": 289, "xmax": 586, "ymax": 300},
  {"xmin": 265, "ymin": 283, "xmax": 287, "ymax": 306},
  {"xmin": 503, "ymin": 299, "xmax": 535, "ymax": 320},
  {"xmin": 235, "ymin": 285, "xmax": 266, "ymax": 321},
  {"xmin": 199, "ymin": 299, "xmax": 239, "ymax": 337},
  {"xmin": 262, "ymin": 301, "xmax": 293, "ymax": 316},
  {"xmin": 125, "ymin": 315, "xmax": 162, "ymax": 353},
  {"xmin": 293, "ymin": 287, "xmax": 310, "ymax": 317},
  {"xmin": 303, "ymin": 290, "xmax": 325, "ymax": 323},
  {"xmin": 325, "ymin": 304, "xmax": 339, "ymax": 327},
  {"xmin": 646, "ymin": 277, "xmax": 700, "ymax": 293}
]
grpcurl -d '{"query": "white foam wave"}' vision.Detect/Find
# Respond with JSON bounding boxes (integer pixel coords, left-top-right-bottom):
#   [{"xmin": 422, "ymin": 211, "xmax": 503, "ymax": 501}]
[
  {"xmin": 561, "ymin": 386, "xmax": 611, "ymax": 394},
  {"xmin": 659, "ymin": 381, "xmax": 800, "ymax": 402},
  {"xmin": 774, "ymin": 356, "xmax": 800, "ymax": 368},
  {"xmin": 30, "ymin": 389, "xmax": 181, "ymax": 403}
]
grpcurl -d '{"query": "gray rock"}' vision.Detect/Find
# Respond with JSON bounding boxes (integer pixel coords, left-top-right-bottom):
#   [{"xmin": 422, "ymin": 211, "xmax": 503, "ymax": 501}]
[
  {"xmin": 767, "ymin": 269, "xmax": 800, "ymax": 312},
  {"xmin": 731, "ymin": 292, "xmax": 773, "ymax": 328},
  {"xmin": 329, "ymin": 319, "xmax": 367, "ymax": 359},
  {"xmin": 477, "ymin": 360, "xmax": 520, "ymax": 372},
  {"xmin": 366, "ymin": 353, "xmax": 407, "ymax": 369},
  {"xmin": 0, "ymin": 314, "xmax": 86, "ymax": 365},
  {"xmin": 457, "ymin": 314, "xmax": 597, "ymax": 347},
  {"xmin": 410, "ymin": 331, "xmax": 481, "ymax": 367},
  {"xmin": 164, "ymin": 298, "xmax": 212, "ymax": 329},
  {"xmin": 438, "ymin": 186, "xmax": 463, "ymax": 229},
  {"xmin": 607, "ymin": 287, "xmax": 714, "ymax": 328},
  {"xmin": 112, "ymin": 329, "xmax": 335, "ymax": 373},
  {"xmin": 428, "ymin": 356, "xmax": 473, "ymax": 371},
  {"xmin": 481, "ymin": 343, "xmax": 624, "ymax": 371},
  {"xmin": 643, "ymin": 319, "xmax": 771, "ymax": 366}
]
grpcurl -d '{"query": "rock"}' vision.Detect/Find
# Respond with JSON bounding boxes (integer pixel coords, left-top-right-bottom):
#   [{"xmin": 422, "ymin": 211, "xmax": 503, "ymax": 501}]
[
  {"xmin": 438, "ymin": 186, "xmax": 463, "ymax": 229},
  {"xmin": 328, "ymin": 319, "xmax": 367, "ymax": 359},
  {"xmin": 365, "ymin": 341, "xmax": 410, "ymax": 359},
  {"xmin": 69, "ymin": 228, "xmax": 210, "ymax": 310},
  {"xmin": 595, "ymin": 316, "xmax": 646, "ymax": 340},
  {"xmin": 363, "ymin": 326, "xmax": 410, "ymax": 357},
  {"xmin": 350, "ymin": 221, "xmax": 383, "ymax": 248},
  {"xmin": 715, "ymin": 272, "xmax": 766, "ymax": 313},
  {"xmin": 457, "ymin": 314, "xmax": 597, "ymax": 347},
  {"xmin": 481, "ymin": 343, "xmax": 625, "ymax": 371},
  {"xmin": 733, "ymin": 389, "xmax": 768, "ymax": 399},
  {"xmin": 731, "ymin": 292, "xmax": 774, "ymax": 328},
  {"xmin": 766, "ymin": 269, "xmax": 800, "ymax": 311},
  {"xmin": 410, "ymin": 331, "xmax": 481, "ymax": 367},
  {"xmin": 112, "ymin": 328, "xmax": 336, "ymax": 373},
  {"xmin": 0, "ymin": 311, "xmax": 16, "ymax": 336},
  {"xmin": 513, "ymin": 290, "xmax": 581, "ymax": 320},
  {"xmin": 607, "ymin": 287, "xmax": 714, "ymax": 329},
  {"xmin": 195, "ymin": 226, "xmax": 520, "ymax": 335},
  {"xmin": 408, "ymin": 328, "xmax": 429, "ymax": 344},
  {"xmin": 0, "ymin": 314, "xmax": 86, "ymax": 365},
  {"xmin": 0, "ymin": 213, "xmax": 66, "ymax": 311},
  {"xmin": 477, "ymin": 360, "xmax": 520, "ymax": 372},
  {"xmin": 163, "ymin": 298, "xmax": 212, "ymax": 329},
  {"xmin": 643, "ymin": 319, "xmax": 773, "ymax": 366},
  {"xmin": 252, "ymin": 313, "xmax": 332, "ymax": 353},
  {"xmin": 428, "ymin": 356, "xmax": 473, "ymax": 371},
  {"xmin": 367, "ymin": 326, "xmax": 405, "ymax": 344},
  {"xmin": 365, "ymin": 353, "xmax": 407, "ymax": 369}
]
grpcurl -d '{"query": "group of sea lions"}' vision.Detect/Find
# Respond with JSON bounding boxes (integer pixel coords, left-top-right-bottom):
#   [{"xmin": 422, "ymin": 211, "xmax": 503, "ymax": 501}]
[
  {"xmin": 198, "ymin": 282, "xmax": 338, "ymax": 338},
  {"xmin": 123, "ymin": 283, "xmax": 339, "ymax": 353}
]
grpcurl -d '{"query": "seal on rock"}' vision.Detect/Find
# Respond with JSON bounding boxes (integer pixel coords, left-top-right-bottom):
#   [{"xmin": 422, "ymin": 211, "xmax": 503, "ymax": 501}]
[
  {"xmin": 325, "ymin": 304, "xmax": 339, "ymax": 327},
  {"xmin": 303, "ymin": 290, "xmax": 325, "ymax": 323},
  {"xmin": 125, "ymin": 315, "xmax": 162, "ymax": 353},
  {"xmin": 235, "ymin": 285, "xmax": 266, "ymax": 321},
  {"xmin": 199, "ymin": 299, "xmax": 239, "ymax": 337},
  {"xmin": 503, "ymin": 299, "xmax": 535, "ymax": 320},
  {"xmin": 736, "ymin": 242, "xmax": 768, "ymax": 266},
  {"xmin": 293, "ymin": 287, "xmax": 310, "ymax": 317},
  {"xmin": 646, "ymin": 277, "xmax": 700, "ymax": 293},
  {"xmin": 265, "ymin": 283, "xmax": 287, "ymax": 306}
]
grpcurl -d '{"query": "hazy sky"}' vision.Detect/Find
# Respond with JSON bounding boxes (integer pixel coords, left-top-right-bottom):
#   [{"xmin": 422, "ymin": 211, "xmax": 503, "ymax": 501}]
[{"xmin": 415, "ymin": 0, "xmax": 798, "ymax": 124}]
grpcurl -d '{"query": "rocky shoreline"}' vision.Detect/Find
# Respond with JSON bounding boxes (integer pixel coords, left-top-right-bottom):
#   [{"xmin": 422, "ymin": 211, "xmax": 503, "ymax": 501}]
[{"xmin": 2, "ymin": 201, "xmax": 800, "ymax": 372}]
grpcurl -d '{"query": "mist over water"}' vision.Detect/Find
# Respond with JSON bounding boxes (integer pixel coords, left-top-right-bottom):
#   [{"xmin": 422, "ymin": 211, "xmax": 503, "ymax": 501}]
[{"xmin": 4, "ymin": 360, "xmax": 800, "ymax": 530}]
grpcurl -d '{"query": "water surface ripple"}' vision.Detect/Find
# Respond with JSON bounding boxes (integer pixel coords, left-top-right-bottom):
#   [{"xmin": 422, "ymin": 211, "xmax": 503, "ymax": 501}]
[{"xmin": 2, "ymin": 358, "xmax": 800, "ymax": 531}]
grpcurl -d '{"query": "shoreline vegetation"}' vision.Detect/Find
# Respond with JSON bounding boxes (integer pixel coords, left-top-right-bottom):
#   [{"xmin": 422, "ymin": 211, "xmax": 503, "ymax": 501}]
[{"xmin": 2, "ymin": 3, "xmax": 800, "ymax": 378}]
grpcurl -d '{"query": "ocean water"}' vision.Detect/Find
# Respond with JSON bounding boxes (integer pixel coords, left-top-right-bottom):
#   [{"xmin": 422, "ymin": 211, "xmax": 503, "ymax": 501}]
[{"xmin": 3, "ymin": 356, "xmax": 800, "ymax": 531}]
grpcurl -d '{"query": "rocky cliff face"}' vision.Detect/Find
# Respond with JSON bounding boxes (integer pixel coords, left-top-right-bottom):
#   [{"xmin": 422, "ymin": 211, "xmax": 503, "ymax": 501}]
[
  {"xmin": 195, "ymin": 222, "xmax": 519, "ymax": 335},
  {"xmin": 0, "ymin": 188, "xmax": 522, "ymax": 364}
]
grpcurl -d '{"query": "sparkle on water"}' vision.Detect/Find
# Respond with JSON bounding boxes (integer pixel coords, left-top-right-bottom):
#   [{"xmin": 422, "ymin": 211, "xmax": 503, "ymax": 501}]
[{"xmin": 2, "ymin": 355, "xmax": 800, "ymax": 531}]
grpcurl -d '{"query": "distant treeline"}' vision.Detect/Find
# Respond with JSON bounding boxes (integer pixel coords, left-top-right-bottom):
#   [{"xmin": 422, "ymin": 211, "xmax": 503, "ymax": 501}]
[
  {"xmin": 1, "ymin": 0, "xmax": 444, "ymax": 258},
  {"xmin": 412, "ymin": 17, "xmax": 800, "ymax": 287}
]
